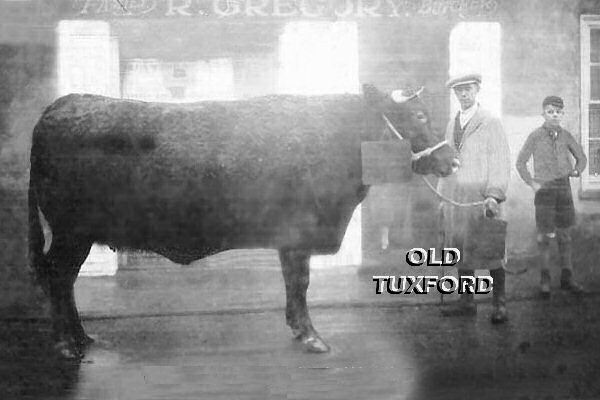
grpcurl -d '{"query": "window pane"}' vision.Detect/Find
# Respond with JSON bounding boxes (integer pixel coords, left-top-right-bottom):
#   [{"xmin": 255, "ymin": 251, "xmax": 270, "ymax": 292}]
[
  {"xmin": 589, "ymin": 141, "xmax": 600, "ymax": 177},
  {"xmin": 278, "ymin": 21, "xmax": 359, "ymax": 95},
  {"xmin": 590, "ymin": 104, "xmax": 600, "ymax": 138},
  {"xmin": 591, "ymin": 65, "xmax": 600, "ymax": 100},
  {"xmin": 592, "ymin": 29, "xmax": 600, "ymax": 63},
  {"xmin": 57, "ymin": 20, "xmax": 120, "ymax": 97},
  {"xmin": 122, "ymin": 58, "xmax": 234, "ymax": 102}
]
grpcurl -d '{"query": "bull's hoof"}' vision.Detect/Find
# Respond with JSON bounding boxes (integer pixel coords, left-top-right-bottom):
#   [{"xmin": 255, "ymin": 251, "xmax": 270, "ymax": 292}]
[
  {"xmin": 54, "ymin": 341, "xmax": 83, "ymax": 360},
  {"xmin": 301, "ymin": 335, "xmax": 330, "ymax": 353}
]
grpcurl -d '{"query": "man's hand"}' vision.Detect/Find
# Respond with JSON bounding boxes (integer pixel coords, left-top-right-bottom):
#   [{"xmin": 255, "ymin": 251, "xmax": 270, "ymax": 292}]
[
  {"xmin": 483, "ymin": 197, "xmax": 499, "ymax": 218},
  {"xmin": 569, "ymin": 169, "xmax": 580, "ymax": 178},
  {"xmin": 530, "ymin": 182, "xmax": 542, "ymax": 192}
]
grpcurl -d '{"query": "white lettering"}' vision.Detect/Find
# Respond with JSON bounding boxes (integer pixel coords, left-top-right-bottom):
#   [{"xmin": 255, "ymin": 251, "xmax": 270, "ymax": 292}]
[
  {"xmin": 424, "ymin": 276, "xmax": 438, "ymax": 293},
  {"xmin": 356, "ymin": 0, "xmax": 382, "ymax": 17},
  {"xmin": 213, "ymin": 0, "xmax": 242, "ymax": 16},
  {"xmin": 477, "ymin": 276, "xmax": 493, "ymax": 294},
  {"xmin": 387, "ymin": 276, "xmax": 403, "ymax": 294},
  {"xmin": 418, "ymin": 0, "xmax": 432, "ymax": 14},
  {"xmin": 246, "ymin": 0, "xmax": 270, "ymax": 16},
  {"xmin": 166, "ymin": 0, "xmax": 193, "ymax": 16},
  {"xmin": 438, "ymin": 276, "xmax": 458, "ymax": 294},
  {"xmin": 385, "ymin": 0, "xmax": 404, "ymax": 17},
  {"xmin": 272, "ymin": 0, "xmax": 299, "ymax": 16},
  {"xmin": 460, "ymin": 276, "xmax": 476, "ymax": 294},
  {"xmin": 406, "ymin": 248, "xmax": 426, "ymax": 266},
  {"xmin": 373, "ymin": 275, "xmax": 389, "ymax": 294},
  {"xmin": 428, "ymin": 248, "xmax": 443, "ymax": 266},
  {"xmin": 443, "ymin": 248, "xmax": 460, "ymax": 265},
  {"xmin": 334, "ymin": 0, "xmax": 354, "ymax": 18},
  {"xmin": 97, "ymin": 0, "xmax": 116, "ymax": 13},
  {"xmin": 299, "ymin": 0, "xmax": 325, "ymax": 17},
  {"xmin": 79, "ymin": 0, "xmax": 101, "ymax": 14},
  {"xmin": 482, "ymin": 0, "xmax": 498, "ymax": 13}
]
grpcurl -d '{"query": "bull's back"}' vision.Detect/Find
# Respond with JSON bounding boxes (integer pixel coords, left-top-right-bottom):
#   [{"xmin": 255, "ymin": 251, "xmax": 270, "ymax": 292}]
[{"xmin": 31, "ymin": 94, "xmax": 367, "ymax": 253}]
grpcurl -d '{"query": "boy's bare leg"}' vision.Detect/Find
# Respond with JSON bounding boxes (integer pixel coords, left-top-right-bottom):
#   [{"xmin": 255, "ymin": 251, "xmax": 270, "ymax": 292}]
[
  {"xmin": 538, "ymin": 233, "xmax": 552, "ymax": 297},
  {"xmin": 557, "ymin": 227, "xmax": 584, "ymax": 294}
]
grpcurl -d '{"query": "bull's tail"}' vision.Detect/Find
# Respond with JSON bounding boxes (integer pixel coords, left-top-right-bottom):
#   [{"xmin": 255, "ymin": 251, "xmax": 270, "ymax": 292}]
[{"xmin": 28, "ymin": 169, "xmax": 50, "ymax": 295}]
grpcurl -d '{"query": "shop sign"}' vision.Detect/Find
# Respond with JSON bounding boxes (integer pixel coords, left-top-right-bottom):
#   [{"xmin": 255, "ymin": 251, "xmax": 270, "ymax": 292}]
[{"xmin": 74, "ymin": 0, "xmax": 499, "ymax": 18}]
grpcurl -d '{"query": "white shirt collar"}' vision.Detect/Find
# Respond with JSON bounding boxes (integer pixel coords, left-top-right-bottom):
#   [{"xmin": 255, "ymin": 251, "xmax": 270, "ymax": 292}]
[{"xmin": 459, "ymin": 103, "xmax": 479, "ymax": 129}]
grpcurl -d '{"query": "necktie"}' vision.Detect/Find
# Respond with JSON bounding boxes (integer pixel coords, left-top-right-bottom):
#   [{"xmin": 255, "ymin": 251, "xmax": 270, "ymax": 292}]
[{"xmin": 454, "ymin": 112, "xmax": 463, "ymax": 149}]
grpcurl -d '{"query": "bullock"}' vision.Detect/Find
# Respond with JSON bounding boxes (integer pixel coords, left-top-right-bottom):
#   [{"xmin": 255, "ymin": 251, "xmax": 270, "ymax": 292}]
[{"xmin": 28, "ymin": 84, "xmax": 458, "ymax": 358}]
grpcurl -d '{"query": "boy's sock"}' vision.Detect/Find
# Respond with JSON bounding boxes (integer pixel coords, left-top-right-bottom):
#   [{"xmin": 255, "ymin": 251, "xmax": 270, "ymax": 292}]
[
  {"xmin": 537, "ymin": 233, "xmax": 552, "ymax": 296},
  {"xmin": 557, "ymin": 228, "xmax": 584, "ymax": 294}
]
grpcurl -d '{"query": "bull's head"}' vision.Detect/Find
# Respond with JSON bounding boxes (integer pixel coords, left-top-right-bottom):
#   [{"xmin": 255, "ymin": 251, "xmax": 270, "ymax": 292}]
[{"xmin": 363, "ymin": 84, "xmax": 459, "ymax": 177}]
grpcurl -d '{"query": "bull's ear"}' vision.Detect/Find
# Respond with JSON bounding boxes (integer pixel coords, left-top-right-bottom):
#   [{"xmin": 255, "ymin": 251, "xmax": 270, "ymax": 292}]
[{"xmin": 362, "ymin": 84, "xmax": 385, "ymax": 106}]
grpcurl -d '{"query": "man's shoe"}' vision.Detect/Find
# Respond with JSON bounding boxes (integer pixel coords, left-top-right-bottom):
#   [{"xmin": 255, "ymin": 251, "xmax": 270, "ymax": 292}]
[
  {"xmin": 490, "ymin": 305, "xmax": 508, "ymax": 324},
  {"xmin": 560, "ymin": 269, "xmax": 585, "ymax": 295},
  {"xmin": 560, "ymin": 280, "xmax": 585, "ymax": 294}
]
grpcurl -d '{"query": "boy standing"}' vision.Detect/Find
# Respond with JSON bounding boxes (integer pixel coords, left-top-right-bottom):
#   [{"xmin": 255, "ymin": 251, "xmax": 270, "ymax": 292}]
[{"xmin": 516, "ymin": 96, "xmax": 587, "ymax": 297}]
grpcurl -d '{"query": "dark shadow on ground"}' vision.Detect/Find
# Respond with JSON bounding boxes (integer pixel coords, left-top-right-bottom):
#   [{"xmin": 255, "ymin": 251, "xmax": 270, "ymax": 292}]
[{"xmin": 0, "ymin": 320, "xmax": 81, "ymax": 399}]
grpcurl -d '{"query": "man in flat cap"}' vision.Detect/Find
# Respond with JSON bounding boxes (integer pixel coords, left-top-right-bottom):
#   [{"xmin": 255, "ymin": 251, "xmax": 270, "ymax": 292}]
[
  {"xmin": 437, "ymin": 72, "xmax": 511, "ymax": 324},
  {"xmin": 516, "ymin": 95, "xmax": 587, "ymax": 297}
]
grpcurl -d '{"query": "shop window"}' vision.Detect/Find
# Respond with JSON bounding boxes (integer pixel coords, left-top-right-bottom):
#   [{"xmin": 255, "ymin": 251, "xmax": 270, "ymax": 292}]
[
  {"xmin": 173, "ymin": 66, "xmax": 187, "ymax": 78},
  {"xmin": 278, "ymin": 21, "xmax": 360, "ymax": 268},
  {"xmin": 57, "ymin": 20, "xmax": 120, "ymax": 97},
  {"xmin": 168, "ymin": 86, "xmax": 185, "ymax": 99},
  {"xmin": 278, "ymin": 21, "xmax": 359, "ymax": 95},
  {"xmin": 122, "ymin": 58, "xmax": 234, "ymax": 102},
  {"xmin": 581, "ymin": 16, "xmax": 600, "ymax": 191},
  {"xmin": 449, "ymin": 22, "xmax": 502, "ymax": 118}
]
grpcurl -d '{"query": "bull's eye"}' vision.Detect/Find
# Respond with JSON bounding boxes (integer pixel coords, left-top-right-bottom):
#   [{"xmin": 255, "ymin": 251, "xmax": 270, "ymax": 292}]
[{"xmin": 416, "ymin": 112, "xmax": 427, "ymax": 122}]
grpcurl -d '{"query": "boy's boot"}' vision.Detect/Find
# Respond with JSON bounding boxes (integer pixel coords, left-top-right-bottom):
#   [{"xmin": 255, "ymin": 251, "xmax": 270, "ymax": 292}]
[
  {"xmin": 490, "ymin": 268, "xmax": 508, "ymax": 324},
  {"xmin": 441, "ymin": 269, "xmax": 477, "ymax": 317},
  {"xmin": 560, "ymin": 269, "xmax": 583, "ymax": 294},
  {"xmin": 557, "ymin": 228, "xmax": 584, "ymax": 294}
]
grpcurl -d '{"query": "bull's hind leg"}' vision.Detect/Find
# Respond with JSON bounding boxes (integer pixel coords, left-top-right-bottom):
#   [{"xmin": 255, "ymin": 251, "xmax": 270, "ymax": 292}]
[
  {"xmin": 45, "ymin": 234, "xmax": 93, "ymax": 358},
  {"xmin": 278, "ymin": 249, "xmax": 330, "ymax": 353}
]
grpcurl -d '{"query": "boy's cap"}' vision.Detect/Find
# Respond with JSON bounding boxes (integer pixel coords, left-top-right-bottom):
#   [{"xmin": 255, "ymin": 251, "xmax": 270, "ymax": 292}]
[
  {"xmin": 446, "ymin": 73, "xmax": 482, "ymax": 89},
  {"xmin": 542, "ymin": 96, "xmax": 564, "ymax": 109}
]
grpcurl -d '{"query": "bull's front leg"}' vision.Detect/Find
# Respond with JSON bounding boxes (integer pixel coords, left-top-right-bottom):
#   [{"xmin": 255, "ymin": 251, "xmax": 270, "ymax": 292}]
[{"xmin": 278, "ymin": 248, "xmax": 329, "ymax": 353}]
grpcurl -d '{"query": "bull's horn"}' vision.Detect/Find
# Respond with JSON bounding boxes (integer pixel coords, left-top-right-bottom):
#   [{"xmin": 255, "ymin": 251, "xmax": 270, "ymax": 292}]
[
  {"xmin": 391, "ymin": 87, "xmax": 425, "ymax": 103},
  {"xmin": 391, "ymin": 90, "xmax": 412, "ymax": 103}
]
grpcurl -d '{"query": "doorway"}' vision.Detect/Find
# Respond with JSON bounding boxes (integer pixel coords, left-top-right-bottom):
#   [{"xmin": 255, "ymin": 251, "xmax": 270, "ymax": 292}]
[{"xmin": 278, "ymin": 21, "xmax": 362, "ymax": 268}]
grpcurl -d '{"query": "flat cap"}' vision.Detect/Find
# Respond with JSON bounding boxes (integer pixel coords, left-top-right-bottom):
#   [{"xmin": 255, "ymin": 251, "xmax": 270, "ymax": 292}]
[
  {"xmin": 542, "ymin": 95, "xmax": 564, "ymax": 109},
  {"xmin": 446, "ymin": 73, "xmax": 482, "ymax": 89}
]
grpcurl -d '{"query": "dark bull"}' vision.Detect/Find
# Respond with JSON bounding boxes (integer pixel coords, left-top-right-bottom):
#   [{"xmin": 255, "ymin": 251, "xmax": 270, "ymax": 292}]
[{"xmin": 28, "ymin": 84, "xmax": 458, "ymax": 358}]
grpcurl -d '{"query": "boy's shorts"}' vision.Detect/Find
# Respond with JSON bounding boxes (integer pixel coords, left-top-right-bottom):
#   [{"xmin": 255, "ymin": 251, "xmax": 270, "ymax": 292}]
[{"xmin": 534, "ymin": 177, "xmax": 575, "ymax": 234}]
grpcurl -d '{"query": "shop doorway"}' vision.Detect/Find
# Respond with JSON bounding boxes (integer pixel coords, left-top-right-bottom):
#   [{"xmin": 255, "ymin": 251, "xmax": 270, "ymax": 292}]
[
  {"xmin": 57, "ymin": 20, "xmax": 120, "ymax": 276},
  {"xmin": 278, "ymin": 21, "xmax": 362, "ymax": 268}
]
